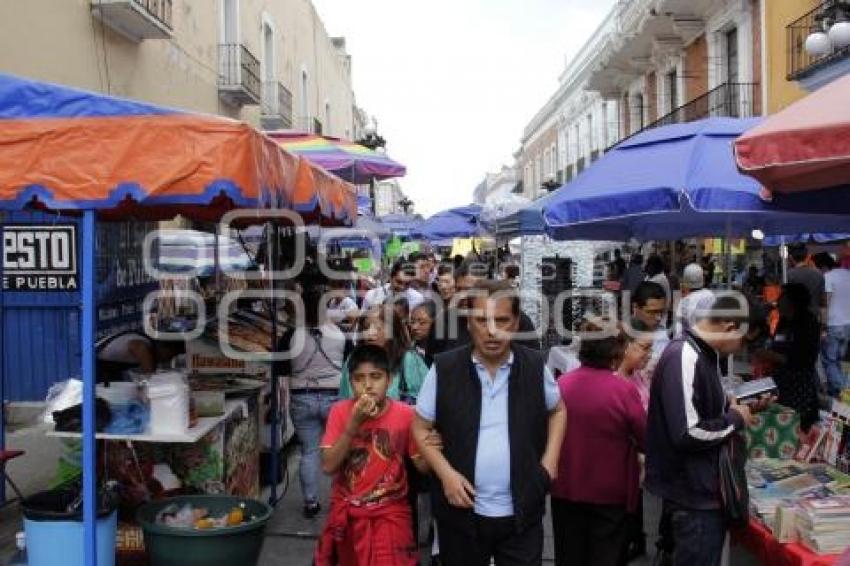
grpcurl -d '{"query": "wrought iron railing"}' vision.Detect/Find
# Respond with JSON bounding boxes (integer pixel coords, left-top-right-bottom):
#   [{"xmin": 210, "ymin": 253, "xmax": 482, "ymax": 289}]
[
  {"xmin": 787, "ymin": 0, "xmax": 850, "ymax": 80},
  {"xmin": 132, "ymin": 0, "xmax": 172, "ymax": 28},
  {"xmin": 608, "ymin": 82, "xmax": 759, "ymax": 150},
  {"xmin": 261, "ymin": 81, "xmax": 293, "ymax": 128},
  {"xmin": 218, "ymin": 44, "xmax": 261, "ymax": 101}
]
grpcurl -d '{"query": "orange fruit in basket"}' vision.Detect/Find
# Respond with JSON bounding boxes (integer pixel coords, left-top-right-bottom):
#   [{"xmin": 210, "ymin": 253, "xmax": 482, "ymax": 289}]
[
  {"xmin": 227, "ymin": 508, "xmax": 244, "ymax": 526},
  {"xmin": 194, "ymin": 518, "xmax": 215, "ymax": 530}
]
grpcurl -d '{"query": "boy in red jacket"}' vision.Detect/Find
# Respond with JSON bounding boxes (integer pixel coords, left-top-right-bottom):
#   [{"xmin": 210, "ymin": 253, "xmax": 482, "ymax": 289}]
[{"xmin": 316, "ymin": 345, "xmax": 429, "ymax": 566}]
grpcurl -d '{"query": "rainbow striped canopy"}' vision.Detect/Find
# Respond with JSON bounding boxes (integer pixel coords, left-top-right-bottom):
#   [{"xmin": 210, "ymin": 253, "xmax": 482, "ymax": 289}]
[
  {"xmin": 267, "ymin": 131, "xmax": 406, "ymax": 183},
  {"xmin": 0, "ymin": 73, "xmax": 356, "ymax": 223}
]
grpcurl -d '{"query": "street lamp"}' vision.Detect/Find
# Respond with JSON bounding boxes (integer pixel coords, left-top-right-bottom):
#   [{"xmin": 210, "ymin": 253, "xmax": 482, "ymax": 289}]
[
  {"xmin": 805, "ymin": 1, "xmax": 850, "ymax": 57},
  {"xmin": 398, "ymin": 197, "xmax": 413, "ymax": 215},
  {"xmin": 356, "ymin": 117, "xmax": 387, "ymax": 215},
  {"xmin": 357, "ymin": 117, "xmax": 386, "ymax": 152},
  {"xmin": 541, "ymin": 179, "xmax": 560, "ymax": 193}
]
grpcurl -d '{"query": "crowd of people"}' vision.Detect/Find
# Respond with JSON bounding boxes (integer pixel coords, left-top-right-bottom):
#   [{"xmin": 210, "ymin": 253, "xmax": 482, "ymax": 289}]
[{"xmin": 277, "ymin": 242, "xmax": 850, "ymax": 566}]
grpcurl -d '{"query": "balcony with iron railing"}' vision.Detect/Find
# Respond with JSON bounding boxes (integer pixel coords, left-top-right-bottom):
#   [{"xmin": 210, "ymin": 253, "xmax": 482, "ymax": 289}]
[
  {"xmin": 260, "ymin": 81, "xmax": 293, "ymax": 130},
  {"xmin": 786, "ymin": 0, "xmax": 850, "ymax": 82},
  {"xmin": 90, "ymin": 0, "xmax": 172, "ymax": 41},
  {"xmin": 608, "ymin": 82, "xmax": 759, "ymax": 150},
  {"xmin": 218, "ymin": 44, "xmax": 261, "ymax": 106}
]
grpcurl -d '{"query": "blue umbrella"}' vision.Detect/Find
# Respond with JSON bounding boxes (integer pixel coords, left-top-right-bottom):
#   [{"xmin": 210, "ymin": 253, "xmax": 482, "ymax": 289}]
[
  {"xmin": 763, "ymin": 233, "xmax": 850, "ymax": 246},
  {"xmin": 417, "ymin": 204, "xmax": 486, "ymax": 241},
  {"xmin": 540, "ymin": 118, "xmax": 850, "ymax": 241},
  {"xmin": 485, "ymin": 192, "xmax": 557, "ymax": 239},
  {"xmin": 381, "ymin": 213, "xmax": 422, "ymax": 238}
]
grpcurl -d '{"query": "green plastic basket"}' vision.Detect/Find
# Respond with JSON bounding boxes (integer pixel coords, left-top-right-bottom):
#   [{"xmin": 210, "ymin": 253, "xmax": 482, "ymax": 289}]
[{"xmin": 136, "ymin": 495, "xmax": 272, "ymax": 566}]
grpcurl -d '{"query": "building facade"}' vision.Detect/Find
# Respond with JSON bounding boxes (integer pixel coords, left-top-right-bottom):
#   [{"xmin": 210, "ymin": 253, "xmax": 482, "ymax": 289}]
[
  {"xmin": 373, "ymin": 179, "xmax": 413, "ymax": 217},
  {"xmin": 512, "ymin": 0, "xmax": 768, "ymax": 205},
  {"xmin": 588, "ymin": 0, "xmax": 762, "ymax": 147},
  {"xmin": 472, "ymin": 166, "xmax": 520, "ymax": 205},
  {"xmin": 0, "ymin": 0, "xmax": 363, "ymax": 138}
]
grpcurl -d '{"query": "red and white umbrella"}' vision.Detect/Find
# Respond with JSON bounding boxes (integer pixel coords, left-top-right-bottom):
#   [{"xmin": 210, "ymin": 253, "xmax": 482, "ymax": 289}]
[{"xmin": 734, "ymin": 73, "xmax": 850, "ymax": 193}]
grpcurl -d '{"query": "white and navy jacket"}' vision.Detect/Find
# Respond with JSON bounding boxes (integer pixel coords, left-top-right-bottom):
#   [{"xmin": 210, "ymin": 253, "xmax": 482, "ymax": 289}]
[{"xmin": 645, "ymin": 329, "xmax": 746, "ymax": 510}]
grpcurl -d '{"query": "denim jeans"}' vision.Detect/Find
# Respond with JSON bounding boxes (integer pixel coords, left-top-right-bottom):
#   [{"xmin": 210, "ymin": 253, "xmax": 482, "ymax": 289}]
[
  {"xmin": 668, "ymin": 505, "xmax": 726, "ymax": 566},
  {"xmin": 290, "ymin": 390, "xmax": 336, "ymax": 505},
  {"xmin": 822, "ymin": 324, "xmax": 850, "ymax": 396}
]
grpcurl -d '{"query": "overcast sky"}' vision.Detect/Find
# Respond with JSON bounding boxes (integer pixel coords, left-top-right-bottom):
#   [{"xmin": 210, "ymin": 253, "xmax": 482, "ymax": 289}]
[{"xmin": 312, "ymin": 0, "xmax": 617, "ymax": 216}]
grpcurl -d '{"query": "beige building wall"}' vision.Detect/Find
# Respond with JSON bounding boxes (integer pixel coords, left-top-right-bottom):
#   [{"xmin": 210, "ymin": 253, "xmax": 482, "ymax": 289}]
[
  {"xmin": 0, "ymin": 0, "xmax": 228, "ymax": 116},
  {"xmin": 517, "ymin": 122, "xmax": 558, "ymax": 200},
  {"xmin": 0, "ymin": 0, "xmax": 357, "ymax": 136}
]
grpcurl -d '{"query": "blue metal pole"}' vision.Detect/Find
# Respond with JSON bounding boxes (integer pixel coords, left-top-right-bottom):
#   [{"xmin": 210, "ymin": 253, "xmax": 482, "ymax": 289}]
[
  {"xmin": 0, "ymin": 219, "xmax": 6, "ymax": 505},
  {"xmin": 82, "ymin": 210, "xmax": 97, "ymax": 565}
]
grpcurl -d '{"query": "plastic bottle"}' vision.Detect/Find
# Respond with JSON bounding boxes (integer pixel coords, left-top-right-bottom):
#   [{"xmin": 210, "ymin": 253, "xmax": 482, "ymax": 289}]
[{"xmin": 5, "ymin": 531, "xmax": 27, "ymax": 566}]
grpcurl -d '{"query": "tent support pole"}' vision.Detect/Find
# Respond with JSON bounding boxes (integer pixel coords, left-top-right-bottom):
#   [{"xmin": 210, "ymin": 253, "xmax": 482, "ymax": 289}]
[
  {"xmin": 781, "ymin": 239, "xmax": 789, "ymax": 284},
  {"xmin": 82, "ymin": 210, "xmax": 98, "ymax": 566},
  {"xmin": 268, "ymin": 222, "xmax": 281, "ymax": 506},
  {"xmin": 725, "ymin": 219, "xmax": 733, "ymax": 290}
]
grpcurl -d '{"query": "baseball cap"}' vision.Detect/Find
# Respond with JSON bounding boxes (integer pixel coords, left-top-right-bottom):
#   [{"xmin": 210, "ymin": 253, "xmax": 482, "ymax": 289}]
[{"xmin": 682, "ymin": 263, "xmax": 704, "ymax": 289}]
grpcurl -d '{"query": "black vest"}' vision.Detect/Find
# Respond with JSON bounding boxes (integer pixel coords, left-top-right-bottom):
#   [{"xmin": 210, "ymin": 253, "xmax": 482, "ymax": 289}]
[{"xmin": 431, "ymin": 343, "xmax": 551, "ymax": 534}]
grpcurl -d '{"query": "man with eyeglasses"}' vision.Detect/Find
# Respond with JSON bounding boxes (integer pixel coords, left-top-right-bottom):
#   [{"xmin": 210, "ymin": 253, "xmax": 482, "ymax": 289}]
[
  {"xmin": 645, "ymin": 295, "xmax": 772, "ymax": 566},
  {"xmin": 629, "ymin": 281, "xmax": 670, "ymax": 378}
]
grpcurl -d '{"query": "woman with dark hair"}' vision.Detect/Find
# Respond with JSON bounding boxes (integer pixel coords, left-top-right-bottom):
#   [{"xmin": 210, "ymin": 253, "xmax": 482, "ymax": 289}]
[
  {"xmin": 644, "ymin": 254, "xmax": 671, "ymax": 306},
  {"xmin": 551, "ymin": 323, "xmax": 647, "ymax": 566},
  {"xmin": 758, "ymin": 283, "xmax": 821, "ymax": 430},
  {"xmin": 280, "ymin": 282, "xmax": 347, "ymax": 518},
  {"xmin": 409, "ymin": 300, "xmax": 439, "ymax": 366},
  {"xmin": 338, "ymin": 307, "xmax": 429, "ymax": 404}
]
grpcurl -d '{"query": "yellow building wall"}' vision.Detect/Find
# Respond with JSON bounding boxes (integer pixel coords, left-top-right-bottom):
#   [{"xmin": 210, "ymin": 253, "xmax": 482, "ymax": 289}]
[{"xmin": 764, "ymin": 0, "xmax": 821, "ymax": 113}]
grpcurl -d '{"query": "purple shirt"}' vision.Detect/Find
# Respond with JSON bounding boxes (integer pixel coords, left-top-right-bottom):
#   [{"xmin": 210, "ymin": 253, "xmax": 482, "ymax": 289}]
[{"xmin": 552, "ymin": 366, "xmax": 647, "ymax": 511}]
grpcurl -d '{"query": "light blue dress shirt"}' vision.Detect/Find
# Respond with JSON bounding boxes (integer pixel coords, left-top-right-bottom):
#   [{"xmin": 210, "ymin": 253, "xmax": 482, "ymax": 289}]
[{"xmin": 416, "ymin": 353, "xmax": 560, "ymax": 517}]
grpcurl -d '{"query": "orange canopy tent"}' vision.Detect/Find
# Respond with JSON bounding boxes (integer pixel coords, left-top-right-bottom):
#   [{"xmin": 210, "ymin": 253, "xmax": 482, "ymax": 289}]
[{"xmin": 0, "ymin": 73, "xmax": 356, "ymax": 224}]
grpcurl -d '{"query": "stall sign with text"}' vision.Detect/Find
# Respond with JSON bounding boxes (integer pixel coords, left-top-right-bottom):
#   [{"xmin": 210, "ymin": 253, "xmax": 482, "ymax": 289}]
[
  {"xmin": 96, "ymin": 222, "xmax": 158, "ymax": 340},
  {"xmin": 2, "ymin": 224, "xmax": 78, "ymax": 291}
]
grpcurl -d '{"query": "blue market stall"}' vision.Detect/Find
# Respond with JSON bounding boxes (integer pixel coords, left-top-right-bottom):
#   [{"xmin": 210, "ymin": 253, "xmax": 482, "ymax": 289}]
[
  {"xmin": 0, "ymin": 74, "xmax": 356, "ymax": 564},
  {"xmin": 501, "ymin": 118, "xmax": 850, "ymax": 241},
  {"xmin": 416, "ymin": 204, "xmax": 486, "ymax": 241}
]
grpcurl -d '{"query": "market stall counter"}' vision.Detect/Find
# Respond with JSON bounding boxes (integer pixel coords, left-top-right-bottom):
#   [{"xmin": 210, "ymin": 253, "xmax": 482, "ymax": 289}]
[{"xmin": 736, "ymin": 400, "xmax": 850, "ymax": 565}]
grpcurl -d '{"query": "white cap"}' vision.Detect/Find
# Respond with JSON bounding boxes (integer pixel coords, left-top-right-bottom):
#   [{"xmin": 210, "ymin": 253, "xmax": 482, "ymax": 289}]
[{"xmin": 682, "ymin": 263, "xmax": 704, "ymax": 289}]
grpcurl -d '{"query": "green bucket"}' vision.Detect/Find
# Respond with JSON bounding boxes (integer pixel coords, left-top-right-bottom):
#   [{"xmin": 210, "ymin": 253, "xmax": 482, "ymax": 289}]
[{"xmin": 136, "ymin": 495, "xmax": 272, "ymax": 566}]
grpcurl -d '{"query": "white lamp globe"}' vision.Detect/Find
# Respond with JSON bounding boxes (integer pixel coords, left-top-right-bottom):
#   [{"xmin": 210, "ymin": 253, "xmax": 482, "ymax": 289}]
[
  {"xmin": 805, "ymin": 31, "xmax": 832, "ymax": 56},
  {"xmin": 364, "ymin": 119, "xmax": 377, "ymax": 136},
  {"xmin": 751, "ymin": 229, "xmax": 765, "ymax": 241},
  {"xmin": 828, "ymin": 20, "xmax": 850, "ymax": 49}
]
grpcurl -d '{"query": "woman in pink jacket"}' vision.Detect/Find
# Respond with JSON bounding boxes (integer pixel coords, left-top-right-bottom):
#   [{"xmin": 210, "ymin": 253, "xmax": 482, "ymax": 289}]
[{"xmin": 551, "ymin": 325, "xmax": 647, "ymax": 566}]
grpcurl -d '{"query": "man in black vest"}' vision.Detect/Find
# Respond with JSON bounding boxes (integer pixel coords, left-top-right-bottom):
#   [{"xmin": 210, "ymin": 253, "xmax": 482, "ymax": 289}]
[{"xmin": 413, "ymin": 279, "xmax": 567, "ymax": 566}]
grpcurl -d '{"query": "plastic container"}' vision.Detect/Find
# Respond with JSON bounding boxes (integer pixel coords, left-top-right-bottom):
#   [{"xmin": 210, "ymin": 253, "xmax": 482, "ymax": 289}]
[
  {"xmin": 146, "ymin": 372, "xmax": 190, "ymax": 435},
  {"xmin": 22, "ymin": 489, "xmax": 118, "ymax": 566},
  {"xmin": 96, "ymin": 382, "xmax": 141, "ymax": 406},
  {"xmin": 137, "ymin": 495, "xmax": 272, "ymax": 566}
]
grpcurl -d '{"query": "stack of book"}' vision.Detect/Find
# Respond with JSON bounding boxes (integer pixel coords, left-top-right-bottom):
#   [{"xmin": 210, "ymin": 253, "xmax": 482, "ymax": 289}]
[
  {"xmin": 796, "ymin": 496, "xmax": 850, "ymax": 554},
  {"xmin": 746, "ymin": 459, "xmax": 850, "ymax": 531}
]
